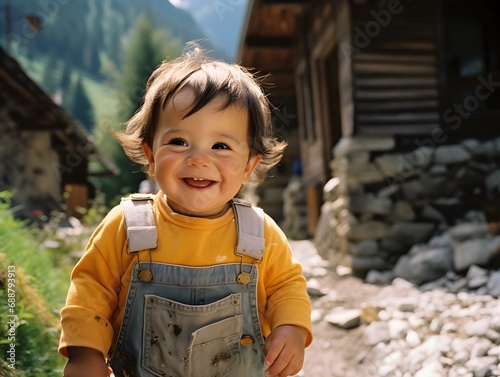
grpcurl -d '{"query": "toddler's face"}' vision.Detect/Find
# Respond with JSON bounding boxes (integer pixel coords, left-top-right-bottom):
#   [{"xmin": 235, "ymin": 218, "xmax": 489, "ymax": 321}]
[{"xmin": 143, "ymin": 88, "xmax": 259, "ymax": 218}]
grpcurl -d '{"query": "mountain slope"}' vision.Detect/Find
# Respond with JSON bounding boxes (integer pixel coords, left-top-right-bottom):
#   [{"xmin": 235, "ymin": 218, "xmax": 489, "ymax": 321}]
[{"xmin": 1, "ymin": 0, "xmax": 225, "ymax": 78}]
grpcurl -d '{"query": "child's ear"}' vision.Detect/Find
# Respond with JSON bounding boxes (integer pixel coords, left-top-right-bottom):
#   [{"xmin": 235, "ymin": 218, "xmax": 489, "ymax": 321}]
[
  {"xmin": 243, "ymin": 155, "xmax": 261, "ymax": 183},
  {"xmin": 142, "ymin": 143, "xmax": 155, "ymax": 176}
]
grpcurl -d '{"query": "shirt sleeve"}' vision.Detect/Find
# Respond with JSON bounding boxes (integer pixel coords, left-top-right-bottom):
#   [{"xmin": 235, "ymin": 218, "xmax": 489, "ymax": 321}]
[
  {"xmin": 262, "ymin": 215, "xmax": 313, "ymax": 347},
  {"xmin": 58, "ymin": 205, "xmax": 126, "ymax": 357}
]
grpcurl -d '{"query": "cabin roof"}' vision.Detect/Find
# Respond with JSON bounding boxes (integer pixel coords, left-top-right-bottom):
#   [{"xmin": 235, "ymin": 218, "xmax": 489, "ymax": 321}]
[
  {"xmin": 238, "ymin": 0, "xmax": 306, "ymax": 107},
  {"xmin": 0, "ymin": 47, "xmax": 119, "ymax": 176}
]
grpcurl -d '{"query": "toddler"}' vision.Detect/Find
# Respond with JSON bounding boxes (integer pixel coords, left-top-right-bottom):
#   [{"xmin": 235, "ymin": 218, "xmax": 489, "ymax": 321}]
[{"xmin": 59, "ymin": 44, "xmax": 312, "ymax": 377}]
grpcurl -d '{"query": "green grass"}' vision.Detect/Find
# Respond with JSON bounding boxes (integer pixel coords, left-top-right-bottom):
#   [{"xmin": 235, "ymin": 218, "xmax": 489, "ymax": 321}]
[{"xmin": 0, "ymin": 192, "xmax": 72, "ymax": 376}]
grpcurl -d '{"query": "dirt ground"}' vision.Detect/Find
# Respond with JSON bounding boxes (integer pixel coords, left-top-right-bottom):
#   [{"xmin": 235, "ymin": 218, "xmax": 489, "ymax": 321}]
[{"xmin": 290, "ymin": 240, "xmax": 384, "ymax": 377}]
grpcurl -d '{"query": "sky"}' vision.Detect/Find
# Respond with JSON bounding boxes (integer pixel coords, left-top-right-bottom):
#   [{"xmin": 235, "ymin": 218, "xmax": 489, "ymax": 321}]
[{"xmin": 168, "ymin": 0, "xmax": 250, "ymax": 61}]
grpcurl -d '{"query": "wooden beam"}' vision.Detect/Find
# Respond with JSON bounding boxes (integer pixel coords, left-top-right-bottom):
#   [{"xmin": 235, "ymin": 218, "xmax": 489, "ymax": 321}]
[
  {"xmin": 244, "ymin": 36, "xmax": 296, "ymax": 49},
  {"xmin": 0, "ymin": 69, "xmax": 40, "ymax": 105}
]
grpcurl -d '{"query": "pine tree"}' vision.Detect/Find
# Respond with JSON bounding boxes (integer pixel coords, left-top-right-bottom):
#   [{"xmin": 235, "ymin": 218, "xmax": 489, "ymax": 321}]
[
  {"xmin": 117, "ymin": 12, "xmax": 181, "ymax": 120},
  {"xmin": 41, "ymin": 53, "xmax": 60, "ymax": 93},
  {"xmin": 59, "ymin": 60, "xmax": 73, "ymax": 91},
  {"xmin": 71, "ymin": 77, "xmax": 95, "ymax": 132}
]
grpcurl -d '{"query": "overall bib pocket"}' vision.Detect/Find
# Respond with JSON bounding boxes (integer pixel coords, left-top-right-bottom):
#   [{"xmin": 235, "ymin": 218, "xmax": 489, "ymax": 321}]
[{"xmin": 143, "ymin": 293, "xmax": 243, "ymax": 377}]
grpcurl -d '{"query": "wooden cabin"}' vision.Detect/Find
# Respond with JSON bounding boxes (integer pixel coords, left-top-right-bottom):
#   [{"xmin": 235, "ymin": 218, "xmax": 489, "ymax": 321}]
[
  {"xmin": 239, "ymin": 0, "xmax": 500, "ymax": 273},
  {"xmin": 0, "ymin": 48, "xmax": 118, "ymax": 222}
]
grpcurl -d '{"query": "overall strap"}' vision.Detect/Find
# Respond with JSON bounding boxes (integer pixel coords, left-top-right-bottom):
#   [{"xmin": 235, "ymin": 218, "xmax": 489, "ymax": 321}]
[
  {"xmin": 231, "ymin": 198, "xmax": 265, "ymax": 261},
  {"xmin": 120, "ymin": 193, "xmax": 158, "ymax": 253},
  {"xmin": 120, "ymin": 195, "xmax": 265, "ymax": 260}
]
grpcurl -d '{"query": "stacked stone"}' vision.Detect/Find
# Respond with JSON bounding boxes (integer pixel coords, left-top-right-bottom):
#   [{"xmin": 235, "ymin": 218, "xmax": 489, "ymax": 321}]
[
  {"xmin": 281, "ymin": 175, "xmax": 308, "ymax": 239},
  {"xmin": 314, "ymin": 135, "xmax": 500, "ymax": 280}
]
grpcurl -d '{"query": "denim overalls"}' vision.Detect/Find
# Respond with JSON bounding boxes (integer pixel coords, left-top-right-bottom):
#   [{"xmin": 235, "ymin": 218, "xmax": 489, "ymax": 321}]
[{"xmin": 109, "ymin": 195, "xmax": 267, "ymax": 377}]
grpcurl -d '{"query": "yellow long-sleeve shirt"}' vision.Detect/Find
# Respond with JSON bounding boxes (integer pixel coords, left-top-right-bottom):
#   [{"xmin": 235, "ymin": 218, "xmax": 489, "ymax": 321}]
[{"xmin": 59, "ymin": 194, "xmax": 312, "ymax": 357}]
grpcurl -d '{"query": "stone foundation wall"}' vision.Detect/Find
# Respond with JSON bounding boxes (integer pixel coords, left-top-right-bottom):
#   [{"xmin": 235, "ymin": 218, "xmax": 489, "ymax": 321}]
[
  {"xmin": 0, "ymin": 109, "xmax": 61, "ymax": 218},
  {"xmin": 314, "ymin": 135, "xmax": 500, "ymax": 284}
]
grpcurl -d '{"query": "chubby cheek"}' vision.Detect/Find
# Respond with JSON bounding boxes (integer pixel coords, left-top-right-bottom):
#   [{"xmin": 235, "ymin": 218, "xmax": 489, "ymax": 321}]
[
  {"xmin": 220, "ymin": 157, "xmax": 249, "ymax": 178},
  {"xmin": 226, "ymin": 162, "xmax": 244, "ymax": 178},
  {"xmin": 151, "ymin": 155, "xmax": 175, "ymax": 181}
]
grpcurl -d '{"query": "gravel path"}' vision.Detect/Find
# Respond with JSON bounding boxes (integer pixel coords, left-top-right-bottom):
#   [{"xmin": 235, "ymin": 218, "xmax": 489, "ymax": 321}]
[{"xmin": 290, "ymin": 240, "xmax": 500, "ymax": 377}]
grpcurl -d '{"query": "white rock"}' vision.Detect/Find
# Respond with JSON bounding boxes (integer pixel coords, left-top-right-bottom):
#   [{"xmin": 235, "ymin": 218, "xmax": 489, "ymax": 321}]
[
  {"xmin": 406, "ymin": 330, "xmax": 421, "ymax": 347},
  {"xmin": 487, "ymin": 345, "xmax": 500, "ymax": 357},
  {"xmin": 465, "ymin": 356, "xmax": 498, "ymax": 377},
  {"xmin": 470, "ymin": 338, "xmax": 493, "ymax": 358},
  {"xmin": 364, "ymin": 321, "xmax": 390, "ymax": 346},
  {"xmin": 324, "ymin": 308, "xmax": 362, "ymax": 329},
  {"xmin": 388, "ymin": 318, "xmax": 409, "ymax": 339},
  {"xmin": 414, "ymin": 360, "xmax": 445, "ymax": 377},
  {"xmin": 464, "ymin": 318, "xmax": 491, "ymax": 337},
  {"xmin": 306, "ymin": 278, "xmax": 328, "ymax": 297}
]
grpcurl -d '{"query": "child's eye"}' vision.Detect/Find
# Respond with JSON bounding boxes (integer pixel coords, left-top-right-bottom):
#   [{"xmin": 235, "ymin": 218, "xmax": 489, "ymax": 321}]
[
  {"xmin": 212, "ymin": 142, "xmax": 230, "ymax": 150},
  {"xmin": 167, "ymin": 138, "xmax": 188, "ymax": 146}
]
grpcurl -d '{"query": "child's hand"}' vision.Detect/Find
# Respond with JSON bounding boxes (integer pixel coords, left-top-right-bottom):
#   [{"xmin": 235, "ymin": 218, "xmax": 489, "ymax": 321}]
[
  {"xmin": 63, "ymin": 347, "xmax": 108, "ymax": 377},
  {"xmin": 263, "ymin": 325, "xmax": 308, "ymax": 377}
]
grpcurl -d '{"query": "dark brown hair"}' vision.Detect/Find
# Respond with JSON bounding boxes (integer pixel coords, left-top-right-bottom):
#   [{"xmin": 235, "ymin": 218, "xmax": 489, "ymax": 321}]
[{"xmin": 114, "ymin": 43, "xmax": 287, "ymax": 186}]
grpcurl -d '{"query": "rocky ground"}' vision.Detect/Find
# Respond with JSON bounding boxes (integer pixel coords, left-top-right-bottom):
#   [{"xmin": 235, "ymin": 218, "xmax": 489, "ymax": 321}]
[{"xmin": 289, "ymin": 240, "xmax": 500, "ymax": 377}]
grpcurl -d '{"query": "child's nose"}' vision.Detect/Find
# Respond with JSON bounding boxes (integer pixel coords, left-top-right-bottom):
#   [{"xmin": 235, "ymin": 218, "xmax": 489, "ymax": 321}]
[{"xmin": 186, "ymin": 148, "xmax": 210, "ymax": 167}]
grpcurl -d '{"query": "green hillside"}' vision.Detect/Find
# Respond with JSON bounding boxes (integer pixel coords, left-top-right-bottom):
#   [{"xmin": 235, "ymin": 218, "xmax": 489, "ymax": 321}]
[
  {"xmin": 2, "ymin": 0, "xmax": 224, "ymax": 127},
  {"xmin": 2, "ymin": 0, "xmax": 222, "ymax": 77},
  {"xmin": 14, "ymin": 54, "xmax": 115, "ymax": 123}
]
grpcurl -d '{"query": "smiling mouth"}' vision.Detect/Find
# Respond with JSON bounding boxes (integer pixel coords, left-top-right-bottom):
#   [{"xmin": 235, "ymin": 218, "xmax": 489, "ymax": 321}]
[{"xmin": 183, "ymin": 178, "xmax": 215, "ymax": 188}]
